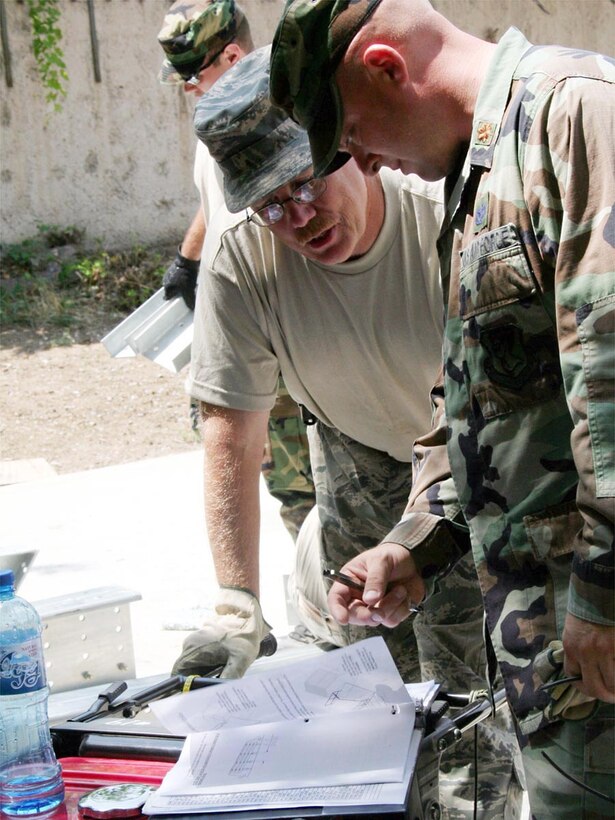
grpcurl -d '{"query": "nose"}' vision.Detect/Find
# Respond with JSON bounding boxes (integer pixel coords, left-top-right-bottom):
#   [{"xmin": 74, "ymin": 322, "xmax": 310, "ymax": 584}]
[
  {"xmin": 286, "ymin": 200, "xmax": 317, "ymax": 229},
  {"xmin": 351, "ymin": 148, "xmax": 381, "ymax": 177}
]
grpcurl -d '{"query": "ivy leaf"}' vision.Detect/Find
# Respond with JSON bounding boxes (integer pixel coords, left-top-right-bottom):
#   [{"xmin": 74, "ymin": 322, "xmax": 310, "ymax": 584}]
[{"xmin": 26, "ymin": 0, "xmax": 68, "ymax": 113}]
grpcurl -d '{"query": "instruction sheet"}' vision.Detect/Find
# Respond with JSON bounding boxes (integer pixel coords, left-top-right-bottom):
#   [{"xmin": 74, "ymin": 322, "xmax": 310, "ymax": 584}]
[{"xmin": 145, "ymin": 638, "xmax": 421, "ymax": 814}]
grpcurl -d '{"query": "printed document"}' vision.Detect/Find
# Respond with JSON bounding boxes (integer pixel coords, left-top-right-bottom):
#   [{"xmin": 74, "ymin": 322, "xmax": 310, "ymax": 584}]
[
  {"xmin": 144, "ymin": 637, "xmax": 420, "ymax": 814},
  {"xmin": 152, "ymin": 635, "xmax": 411, "ymax": 734}
]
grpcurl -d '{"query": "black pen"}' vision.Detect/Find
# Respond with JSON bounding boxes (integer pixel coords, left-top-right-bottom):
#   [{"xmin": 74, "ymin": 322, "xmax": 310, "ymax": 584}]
[
  {"xmin": 323, "ymin": 568, "xmax": 423, "ymax": 614},
  {"xmin": 323, "ymin": 568, "xmax": 365, "ymax": 591}
]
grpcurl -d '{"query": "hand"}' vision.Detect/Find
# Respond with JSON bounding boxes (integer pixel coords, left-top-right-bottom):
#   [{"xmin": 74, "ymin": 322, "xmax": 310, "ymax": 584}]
[
  {"xmin": 327, "ymin": 542, "xmax": 425, "ymax": 629},
  {"xmin": 562, "ymin": 613, "xmax": 615, "ymax": 703},
  {"xmin": 162, "ymin": 248, "xmax": 200, "ymax": 310},
  {"xmin": 171, "ymin": 588, "xmax": 272, "ymax": 679}
]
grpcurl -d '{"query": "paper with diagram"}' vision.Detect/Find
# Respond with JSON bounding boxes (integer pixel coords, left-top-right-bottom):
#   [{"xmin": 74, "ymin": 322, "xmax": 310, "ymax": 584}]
[
  {"xmin": 144, "ymin": 638, "xmax": 421, "ymax": 815},
  {"xmin": 152, "ymin": 635, "xmax": 411, "ymax": 734}
]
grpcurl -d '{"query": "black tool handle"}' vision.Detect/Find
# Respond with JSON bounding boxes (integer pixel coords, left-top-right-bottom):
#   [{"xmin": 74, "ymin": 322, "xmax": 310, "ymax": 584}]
[
  {"xmin": 259, "ymin": 632, "xmax": 277, "ymax": 658},
  {"xmin": 68, "ymin": 680, "xmax": 128, "ymax": 722}
]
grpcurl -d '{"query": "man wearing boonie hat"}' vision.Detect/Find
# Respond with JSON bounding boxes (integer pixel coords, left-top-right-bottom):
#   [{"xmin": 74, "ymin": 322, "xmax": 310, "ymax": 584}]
[
  {"xmin": 270, "ymin": 1, "xmax": 615, "ymax": 817},
  {"xmin": 156, "ymin": 0, "xmax": 315, "ymax": 543},
  {"xmin": 175, "ymin": 44, "xmax": 523, "ymax": 818}
]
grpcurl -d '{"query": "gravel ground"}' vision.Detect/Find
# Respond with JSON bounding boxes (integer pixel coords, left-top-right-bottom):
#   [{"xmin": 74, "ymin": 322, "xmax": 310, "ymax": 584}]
[{"xmin": 0, "ymin": 325, "xmax": 202, "ymax": 474}]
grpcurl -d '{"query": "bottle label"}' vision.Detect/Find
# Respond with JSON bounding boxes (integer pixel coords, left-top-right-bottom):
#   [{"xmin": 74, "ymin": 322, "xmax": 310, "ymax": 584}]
[{"xmin": 0, "ymin": 639, "xmax": 45, "ymax": 695}]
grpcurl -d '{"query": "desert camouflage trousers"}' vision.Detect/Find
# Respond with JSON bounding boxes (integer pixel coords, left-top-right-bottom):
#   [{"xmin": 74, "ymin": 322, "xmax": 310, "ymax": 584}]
[
  {"xmin": 517, "ymin": 701, "xmax": 614, "ymax": 819},
  {"xmin": 260, "ymin": 378, "xmax": 315, "ymax": 541},
  {"xmin": 289, "ymin": 421, "xmax": 524, "ymax": 820}
]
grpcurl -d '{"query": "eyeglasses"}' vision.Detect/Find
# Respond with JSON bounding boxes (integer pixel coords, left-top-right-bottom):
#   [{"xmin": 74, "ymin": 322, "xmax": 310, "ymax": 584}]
[
  {"xmin": 176, "ymin": 41, "xmax": 234, "ymax": 85},
  {"xmin": 247, "ymin": 178, "xmax": 327, "ymax": 227}
]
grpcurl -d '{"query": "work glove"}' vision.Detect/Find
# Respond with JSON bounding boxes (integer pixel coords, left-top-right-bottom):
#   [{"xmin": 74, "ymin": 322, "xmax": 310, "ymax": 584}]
[
  {"xmin": 171, "ymin": 587, "xmax": 273, "ymax": 680},
  {"xmin": 535, "ymin": 640, "xmax": 597, "ymax": 721},
  {"xmin": 162, "ymin": 247, "xmax": 199, "ymax": 310}
]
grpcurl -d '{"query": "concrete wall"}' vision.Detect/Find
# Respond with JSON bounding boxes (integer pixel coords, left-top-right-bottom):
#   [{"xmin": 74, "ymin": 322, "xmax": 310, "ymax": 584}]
[
  {"xmin": 0, "ymin": 0, "xmax": 613, "ymax": 249},
  {"xmin": 0, "ymin": 0, "xmax": 285, "ymax": 249}
]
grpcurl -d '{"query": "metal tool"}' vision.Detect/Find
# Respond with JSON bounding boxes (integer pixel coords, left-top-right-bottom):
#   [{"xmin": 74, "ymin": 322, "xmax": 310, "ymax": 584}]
[
  {"xmin": 69, "ymin": 633, "xmax": 278, "ymax": 722},
  {"xmin": 68, "ymin": 675, "xmax": 221, "ymax": 723},
  {"xmin": 68, "ymin": 681, "xmax": 128, "ymax": 723}
]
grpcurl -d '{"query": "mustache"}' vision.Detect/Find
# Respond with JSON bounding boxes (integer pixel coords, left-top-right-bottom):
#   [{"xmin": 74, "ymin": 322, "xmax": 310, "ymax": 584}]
[{"xmin": 296, "ymin": 214, "xmax": 336, "ymax": 245}]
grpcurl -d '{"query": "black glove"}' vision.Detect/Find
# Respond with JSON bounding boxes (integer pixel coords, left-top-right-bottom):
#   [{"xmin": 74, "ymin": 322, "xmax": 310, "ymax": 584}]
[{"xmin": 162, "ymin": 247, "xmax": 200, "ymax": 310}]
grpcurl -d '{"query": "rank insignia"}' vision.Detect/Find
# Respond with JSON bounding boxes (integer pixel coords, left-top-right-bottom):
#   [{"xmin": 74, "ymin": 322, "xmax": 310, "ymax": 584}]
[{"xmin": 475, "ymin": 120, "xmax": 495, "ymax": 146}]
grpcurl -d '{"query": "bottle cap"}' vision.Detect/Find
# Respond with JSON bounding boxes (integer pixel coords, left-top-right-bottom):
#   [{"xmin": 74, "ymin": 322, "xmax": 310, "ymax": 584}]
[
  {"xmin": 78, "ymin": 784, "xmax": 155, "ymax": 818},
  {"xmin": 0, "ymin": 569, "xmax": 15, "ymax": 588}
]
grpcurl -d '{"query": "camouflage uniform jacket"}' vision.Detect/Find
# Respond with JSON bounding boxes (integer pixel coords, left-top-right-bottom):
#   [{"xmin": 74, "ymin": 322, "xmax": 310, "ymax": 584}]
[{"xmin": 386, "ymin": 28, "xmax": 615, "ymax": 733}]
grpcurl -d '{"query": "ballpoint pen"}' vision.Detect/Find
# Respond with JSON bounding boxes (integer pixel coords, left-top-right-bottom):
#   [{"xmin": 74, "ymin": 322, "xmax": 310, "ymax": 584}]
[
  {"xmin": 322, "ymin": 568, "xmax": 365, "ymax": 591},
  {"xmin": 323, "ymin": 568, "xmax": 423, "ymax": 614}
]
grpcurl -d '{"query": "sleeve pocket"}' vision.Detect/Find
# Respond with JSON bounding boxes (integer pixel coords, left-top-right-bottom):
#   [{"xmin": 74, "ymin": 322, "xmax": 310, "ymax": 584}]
[{"xmin": 577, "ymin": 293, "xmax": 615, "ymax": 499}]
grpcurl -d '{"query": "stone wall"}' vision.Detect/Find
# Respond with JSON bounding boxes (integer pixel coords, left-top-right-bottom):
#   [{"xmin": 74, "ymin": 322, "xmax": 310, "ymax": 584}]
[{"xmin": 0, "ymin": 0, "xmax": 612, "ymax": 248}]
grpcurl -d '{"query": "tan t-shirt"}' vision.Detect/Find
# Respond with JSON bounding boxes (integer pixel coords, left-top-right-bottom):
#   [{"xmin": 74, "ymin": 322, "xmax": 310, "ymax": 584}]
[
  {"xmin": 193, "ymin": 140, "xmax": 225, "ymax": 224},
  {"xmin": 187, "ymin": 169, "xmax": 444, "ymax": 462}
]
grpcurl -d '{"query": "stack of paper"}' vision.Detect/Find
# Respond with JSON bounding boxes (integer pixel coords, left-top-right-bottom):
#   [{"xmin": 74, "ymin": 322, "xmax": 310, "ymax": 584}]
[{"xmin": 144, "ymin": 637, "xmax": 422, "ymax": 815}]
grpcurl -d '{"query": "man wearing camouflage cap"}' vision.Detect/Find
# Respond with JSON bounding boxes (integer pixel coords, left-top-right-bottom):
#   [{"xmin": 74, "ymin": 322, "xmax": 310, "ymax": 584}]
[
  {"xmin": 174, "ymin": 44, "xmax": 523, "ymax": 819},
  {"xmin": 156, "ymin": 0, "xmax": 315, "ymax": 541},
  {"xmin": 270, "ymin": 1, "xmax": 615, "ymax": 815},
  {"xmin": 157, "ymin": 0, "xmax": 253, "ymax": 310}
]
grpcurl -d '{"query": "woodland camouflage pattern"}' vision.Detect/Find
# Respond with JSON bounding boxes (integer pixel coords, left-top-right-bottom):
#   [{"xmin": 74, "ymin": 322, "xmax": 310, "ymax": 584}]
[
  {"xmin": 270, "ymin": 0, "xmax": 383, "ymax": 176},
  {"xmin": 271, "ymin": 10, "xmax": 613, "ymax": 809},
  {"xmin": 441, "ymin": 31, "xmax": 615, "ymax": 734},
  {"xmin": 388, "ymin": 30, "xmax": 614, "ymax": 741},
  {"xmin": 308, "ymin": 423, "xmax": 523, "ymax": 818},
  {"xmin": 262, "ymin": 378, "xmax": 315, "ymax": 541},
  {"xmin": 158, "ymin": 0, "xmax": 241, "ymax": 82}
]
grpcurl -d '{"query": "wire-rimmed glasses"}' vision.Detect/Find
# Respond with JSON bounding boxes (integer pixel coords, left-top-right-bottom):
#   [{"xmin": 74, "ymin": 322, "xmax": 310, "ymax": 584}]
[{"xmin": 246, "ymin": 178, "xmax": 327, "ymax": 227}]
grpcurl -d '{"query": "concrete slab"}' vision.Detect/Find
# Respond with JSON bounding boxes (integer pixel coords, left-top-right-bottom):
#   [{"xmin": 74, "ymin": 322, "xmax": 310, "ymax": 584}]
[
  {"xmin": 0, "ymin": 450, "xmax": 298, "ymax": 679},
  {"xmin": 0, "ymin": 458, "xmax": 57, "ymax": 486},
  {"xmin": 1, "ymin": 451, "xmax": 529, "ymax": 818}
]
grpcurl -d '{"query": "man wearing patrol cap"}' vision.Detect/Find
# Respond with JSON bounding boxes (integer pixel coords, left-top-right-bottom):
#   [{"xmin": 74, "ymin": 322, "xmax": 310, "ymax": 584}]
[
  {"xmin": 269, "ymin": 1, "xmax": 615, "ymax": 816},
  {"xmin": 175, "ymin": 43, "xmax": 523, "ymax": 820},
  {"xmin": 158, "ymin": 0, "xmax": 244, "ymax": 86},
  {"xmin": 157, "ymin": 0, "xmax": 253, "ymax": 310},
  {"xmin": 156, "ymin": 0, "xmax": 315, "ymax": 543}
]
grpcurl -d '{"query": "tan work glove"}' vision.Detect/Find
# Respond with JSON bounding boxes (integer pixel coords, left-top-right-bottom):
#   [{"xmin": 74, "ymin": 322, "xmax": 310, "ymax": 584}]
[
  {"xmin": 535, "ymin": 640, "xmax": 597, "ymax": 721},
  {"xmin": 171, "ymin": 587, "xmax": 272, "ymax": 679}
]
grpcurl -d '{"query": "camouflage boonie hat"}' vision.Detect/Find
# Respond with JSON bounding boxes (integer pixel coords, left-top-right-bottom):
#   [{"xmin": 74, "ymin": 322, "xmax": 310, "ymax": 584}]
[
  {"xmin": 193, "ymin": 45, "xmax": 314, "ymax": 213},
  {"xmin": 270, "ymin": 0, "xmax": 383, "ymax": 176},
  {"xmin": 157, "ymin": 0, "xmax": 243, "ymax": 85}
]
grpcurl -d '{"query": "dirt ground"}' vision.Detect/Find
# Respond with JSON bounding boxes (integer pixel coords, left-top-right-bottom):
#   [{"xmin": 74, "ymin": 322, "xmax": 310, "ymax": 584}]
[{"xmin": 0, "ymin": 320, "xmax": 202, "ymax": 475}]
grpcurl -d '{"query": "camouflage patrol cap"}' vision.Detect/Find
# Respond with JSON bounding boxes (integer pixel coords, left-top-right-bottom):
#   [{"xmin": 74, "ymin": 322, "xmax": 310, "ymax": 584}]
[
  {"xmin": 158, "ymin": 0, "xmax": 244, "ymax": 85},
  {"xmin": 193, "ymin": 45, "xmax": 314, "ymax": 213},
  {"xmin": 270, "ymin": 0, "xmax": 383, "ymax": 176}
]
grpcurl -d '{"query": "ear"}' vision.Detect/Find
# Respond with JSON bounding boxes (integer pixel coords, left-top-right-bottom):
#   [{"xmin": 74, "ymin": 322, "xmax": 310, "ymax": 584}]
[
  {"xmin": 222, "ymin": 42, "xmax": 243, "ymax": 67},
  {"xmin": 362, "ymin": 44, "xmax": 408, "ymax": 84}
]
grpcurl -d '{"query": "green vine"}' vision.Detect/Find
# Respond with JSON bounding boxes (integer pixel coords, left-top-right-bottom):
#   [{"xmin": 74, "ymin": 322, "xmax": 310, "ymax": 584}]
[{"xmin": 26, "ymin": 0, "xmax": 68, "ymax": 112}]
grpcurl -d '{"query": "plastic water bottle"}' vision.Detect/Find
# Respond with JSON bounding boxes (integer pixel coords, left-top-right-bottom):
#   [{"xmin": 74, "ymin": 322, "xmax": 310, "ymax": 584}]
[{"xmin": 0, "ymin": 570, "xmax": 64, "ymax": 816}]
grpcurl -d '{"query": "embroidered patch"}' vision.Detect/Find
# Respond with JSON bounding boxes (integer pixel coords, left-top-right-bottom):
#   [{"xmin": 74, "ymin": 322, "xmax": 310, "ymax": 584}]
[
  {"xmin": 461, "ymin": 223, "xmax": 520, "ymax": 267},
  {"xmin": 475, "ymin": 120, "xmax": 495, "ymax": 146},
  {"xmin": 474, "ymin": 194, "xmax": 488, "ymax": 232}
]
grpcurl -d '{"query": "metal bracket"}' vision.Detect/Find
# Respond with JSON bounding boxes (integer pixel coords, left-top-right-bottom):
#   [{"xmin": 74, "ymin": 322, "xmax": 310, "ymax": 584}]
[{"xmin": 101, "ymin": 288, "xmax": 193, "ymax": 374}]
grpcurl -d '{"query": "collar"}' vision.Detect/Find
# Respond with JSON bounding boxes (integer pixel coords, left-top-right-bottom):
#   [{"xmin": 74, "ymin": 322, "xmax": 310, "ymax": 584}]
[
  {"xmin": 470, "ymin": 27, "xmax": 533, "ymax": 170},
  {"xmin": 443, "ymin": 28, "xmax": 532, "ymax": 228},
  {"xmin": 311, "ymin": 171, "xmax": 395, "ymax": 277}
]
